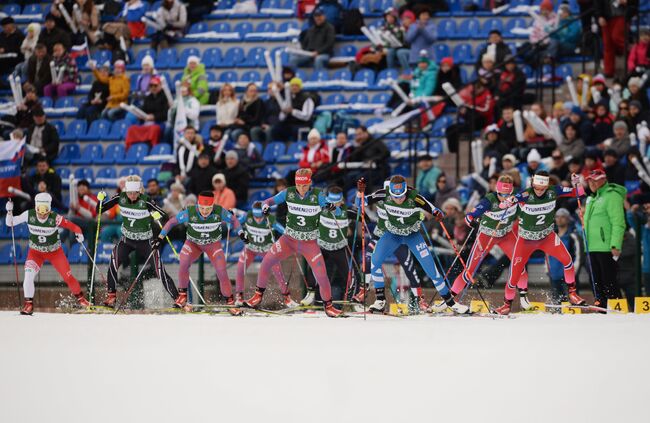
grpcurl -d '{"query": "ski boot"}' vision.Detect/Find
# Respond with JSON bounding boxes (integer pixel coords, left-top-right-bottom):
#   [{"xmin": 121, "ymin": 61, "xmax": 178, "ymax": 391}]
[
  {"xmin": 352, "ymin": 285, "xmax": 367, "ymax": 303},
  {"xmin": 429, "ymin": 300, "xmax": 449, "ymax": 313},
  {"xmin": 226, "ymin": 296, "xmax": 243, "ymax": 316},
  {"xmin": 495, "ymin": 299, "xmax": 513, "ymax": 315},
  {"xmin": 448, "ymin": 298, "xmax": 470, "ymax": 314},
  {"xmin": 174, "ymin": 289, "xmax": 192, "ymax": 312},
  {"xmin": 234, "ymin": 292, "xmax": 245, "ymax": 307},
  {"xmin": 283, "ymin": 294, "xmax": 299, "ymax": 309},
  {"xmin": 20, "ymin": 298, "xmax": 33, "ymax": 315},
  {"xmin": 300, "ymin": 289, "xmax": 315, "ymax": 306},
  {"xmin": 324, "ymin": 301, "xmax": 343, "ymax": 318},
  {"xmin": 519, "ymin": 289, "xmax": 532, "ymax": 311},
  {"xmin": 75, "ymin": 292, "xmax": 90, "ymax": 308},
  {"xmin": 103, "ymin": 291, "xmax": 117, "ymax": 308},
  {"xmin": 368, "ymin": 299, "xmax": 386, "ymax": 313},
  {"xmin": 244, "ymin": 288, "xmax": 264, "ymax": 308},
  {"xmin": 567, "ymin": 284, "xmax": 586, "ymax": 306},
  {"xmin": 418, "ymin": 296, "xmax": 430, "ymax": 311}
]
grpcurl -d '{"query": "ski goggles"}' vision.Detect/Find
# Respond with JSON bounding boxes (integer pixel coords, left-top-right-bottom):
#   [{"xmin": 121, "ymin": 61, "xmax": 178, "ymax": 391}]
[
  {"xmin": 295, "ymin": 172, "xmax": 312, "ymax": 185},
  {"xmin": 125, "ymin": 181, "xmax": 141, "ymax": 193},
  {"xmin": 326, "ymin": 191, "xmax": 343, "ymax": 204},
  {"xmin": 252, "ymin": 207, "xmax": 264, "ymax": 217},
  {"xmin": 198, "ymin": 195, "xmax": 214, "ymax": 207},
  {"xmin": 35, "ymin": 203, "xmax": 51, "ymax": 214},
  {"xmin": 532, "ymin": 175, "xmax": 550, "ymax": 187},
  {"xmin": 389, "ymin": 181, "xmax": 407, "ymax": 198},
  {"xmin": 496, "ymin": 181, "xmax": 513, "ymax": 195}
]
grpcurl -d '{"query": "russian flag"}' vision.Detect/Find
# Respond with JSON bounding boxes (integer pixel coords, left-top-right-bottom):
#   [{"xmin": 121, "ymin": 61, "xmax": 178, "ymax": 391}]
[{"xmin": 0, "ymin": 138, "xmax": 25, "ymax": 198}]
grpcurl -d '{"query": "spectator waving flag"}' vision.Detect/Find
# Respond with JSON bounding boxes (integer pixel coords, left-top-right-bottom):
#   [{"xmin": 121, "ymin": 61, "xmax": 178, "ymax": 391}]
[{"xmin": 0, "ymin": 137, "xmax": 25, "ymax": 197}]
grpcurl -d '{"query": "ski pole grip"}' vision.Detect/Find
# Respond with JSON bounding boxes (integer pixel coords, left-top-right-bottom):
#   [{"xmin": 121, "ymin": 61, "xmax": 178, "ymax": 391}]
[{"xmin": 151, "ymin": 211, "xmax": 163, "ymax": 221}]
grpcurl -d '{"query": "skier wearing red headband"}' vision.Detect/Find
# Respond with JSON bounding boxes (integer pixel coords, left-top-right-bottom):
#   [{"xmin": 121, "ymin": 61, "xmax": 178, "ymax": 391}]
[
  {"xmin": 244, "ymin": 168, "xmax": 344, "ymax": 317},
  {"xmin": 155, "ymin": 190, "xmax": 244, "ymax": 314}
]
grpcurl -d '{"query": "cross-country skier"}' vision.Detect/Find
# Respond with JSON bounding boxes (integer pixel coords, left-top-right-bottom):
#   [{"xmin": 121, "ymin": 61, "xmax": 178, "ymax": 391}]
[
  {"xmin": 234, "ymin": 201, "xmax": 296, "ymax": 307},
  {"xmin": 494, "ymin": 171, "xmax": 586, "ymax": 315},
  {"xmin": 358, "ymin": 176, "xmax": 470, "ymax": 314},
  {"xmin": 155, "ymin": 190, "xmax": 243, "ymax": 314},
  {"xmin": 431, "ymin": 175, "xmax": 529, "ymax": 311},
  {"xmin": 5, "ymin": 193, "xmax": 90, "ymax": 315},
  {"xmin": 301, "ymin": 186, "xmax": 356, "ymax": 306},
  {"xmin": 353, "ymin": 180, "xmax": 430, "ymax": 311},
  {"xmin": 96, "ymin": 175, "xmax": 179, "ymax": 307},
  {"xmin": 244, "ymin": 168, "xmax": 343, "ymax": 317}
]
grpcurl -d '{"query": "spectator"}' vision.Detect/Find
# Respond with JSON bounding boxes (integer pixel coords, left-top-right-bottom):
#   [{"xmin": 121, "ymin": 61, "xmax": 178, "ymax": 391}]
[
  {"xmin": 17, "ymin": 23, "xmax": 39, "ymax": 79},
  {"xmin": 38, "ymin": 13, "xmax": 71, "ymax": 53},
  {"xmin": 495, "ymin": 55, "xmax": 526, "ymax": 111},
  {"xmin": 433, "ymin": 57, "xmax": 462, "ymax": 101},
  {"xmin": 346, "ymin": 125, "xmax": 390, "ymax": 191},
  {"xmin": 388, "ymin": 51, "xmax": 438, "ymax": 109},
  {"xmin": 628, "ymin": 100, "xmax": 650, "ymax": 130},
  {"xmin": 151, "ymin": 0, "xmax": 188, "ymax": 50},
  {"xmin": 132, "ymin": 55, "xmax": 157, "ymax": 105},
  {"xmin": 483, "ymin": 124, "xmax": 508, "ymax": 159},
  {"xmin": 588, "ymin": 74, "xmax": 611, "ymax": 109},
  {"xmin": 601, "ymin": 120, "xmax": 631, "ymax": 156},
  {"xmin": 627, "ymin": 28, "xmax": 650, "ymax": 72},
  {"xmin": 88, "ymin": 59, "xmax": 129, "ymax": 121},
  {"xmin": 583, "ymin": 169, "xmax": 627, "ymax": 307},
  {"xmin": 124, "ymin": 75, "xmax": 169, "ymax": 147},
  {"xmin": 496, "ymin": 106, "xmax": 518, "ymax": 152},
  {"xmin": 165, "ymin": 82, "xmax": 200, "ymax": 143},
  {"xmin": 187, "ymin": 0, "xmax": 214, "ymax": 24},
  {"xmin": 13, "ymin": 84, "xmax": 42, "ymax": 131},
  {"xmin": 547, "ymin": 4, "xmax": 581, "ymax": 60},
  {"xmin": 289, "ymin": 8, "xmax": 335, "ymax": 71},
  {"xmin": 163, "ymin": 182, "xmax": 186, "ymax": 216},
  {"xmin": 175, "ymin": 126, "xmax": 204, "ymax": 184},
  {"xmin": 549, "ymin": 149, "xmax": 570, "ymax": 181},
  {"xmin": 49, "ymin": 0, "xmax": 75, "ymax": 32},
  {"xmin": 0, "ymin": 17, "xmax": 24, "ymax": 79},
  {"xmin": 26, "ymin": 108, "xmax": 60, "ymax": 165},
  {"xmin": 330, "ymin": 131, "xmax": 353, "ymax": 163},
  {"xmin": 27, "ymin": 158, "xmax": 62, "ymax": 203},
  {"xmin": 591, "ymin": 103, "xmax": 615, "ymax": 147},
  {"xmin": 475, "ymin": 30, "xmax": 511, "ymax": 70},
  {"xmin": 43, "ymin": 42, "xmax": 78, "ymax": 99},
  {"xmin": 273, "ymin": 178, "xmax": 289, "ymax": 225},
  {"xmin": 251, "ymin": 82, "xmax": 282, "ymax": 144},
  {"xmin": 76, "ymin": 62, "xmax": 109, "ymax": 123},
  {"xmin": 581, "ymin": 151, "xmax": 604, "ymax": 179},
  {"xmin": 624, "ymin": 77, "xmax": 650, "ymax": 111},
  {"xmin": 563, "ymin": 105, "xmax": 594, "ymax": 145},
  {"xmin": 520, "ymin": 148, "xmax": 548, "ymax": 185},
  {"xmin": 432, "ymin": 173, "xmax": 460, "ymax": 208},
  {"xmin": 528, "ymin": 0, "xmax": 558, "ymax": 58},
  {"xmin": 381, "ymin": 7, "xmax": 410, "ymax": 71},
  {"xmin": 211, "ymin": 173, "xmax": 236, "ymax": 210},
  {"xmin": 222, "ymin": 151, "xmax": 250, "ymax": 205},
  {"xmin": 205, "ymin": 125, "xmax": 232, "ymax": 167},
  {"xmin": 547, "ymin": 208, "xmax": 581, "ymax": 303},
  {"xmin": 233, "ymin": 133, "xmax": 265, "ymax": 175},
  {"xmin": 299, "ymin": 128, "xmax": 330, "ymax": 174},
  {"xmin": 603, "ymin": 149, "xmax": 626, "ymax": 185},
  {"xmin": 271, "ymin": 77, "xmax": 315, "ymax": 141},
  {"xmin": 69, "ymin": 179, "xmax": 98, "ymax": 219},
  {"xmin": 146, "ymin": 179, "xmax": 164, "ymax": 207},
  {"xmin": 558, "ymin": 122, "xmax": 585, "ymax": 159},
  {"xmin": 100, "ymin": 0, "xmax": 147, "ymax": 50},
  {"xmin": 617, "ymin": 99, "xmax": 630, "ymax": 122},
  {"xmin": 445, "ymin": 79, "xmax": 495, "ymax": 153},
  {"xmin": 416, "ymin": 154, "xmax": 442, "ymax": 201},
  {"xmin": 215, "ymin": 83, "xmax": 239, "ymax": 132},
  {"xmin": 501, "ymin": 154, "xmax": 522, "ymax": 188},
  {"xmin": 26, "ymin": 44, "xmax": 51, "ymax": 96},
  {"xmin": 73, "ymin": 0, "xmax": 100, "ymax": 45},
  {"xmin": 231, "ymin": 83, "xmax": 264, "ymax": 142},
  {"xmin": 354, "ymin": 45, "xmax": 387, "ymax": 74},
  {"xmin": 596, "ymin": 0, "xmax": 636, "ymax": 77},
  {"xmin": 405, "ymin": 9, "xmax": 436, "ymax": 65},
  {"xmin": 187, "ymin": 152, "xmax": 218, "ymax": 195},
  {"xmin": 182, "ymin": 55, "xmax": 209, "ymax": 105},
  {"xmin": 477, "ymin": 52, "xmax": 498, "ymax": 92}
]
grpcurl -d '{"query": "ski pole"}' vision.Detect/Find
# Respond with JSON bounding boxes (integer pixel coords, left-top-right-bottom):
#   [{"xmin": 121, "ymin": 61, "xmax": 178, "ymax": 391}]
[
  {"xmin": 151, "ymin": 211, "xmax": 207, "ymax": 305},
  {"xmin": 89, "ymin": 192, "xmax": 104, "ymax": 305},
  {"xmin": 344, "ymin": 206, "xmax": 361, "ymax": 302},
  {"xmin": 114, "ymin": 249, "xmax": 156, "ymax": 314},
  {"xmin": 574, "ymin": 188, "xmax": 598, "ymax": 298},
  {"xmin": 79, "ymin": 241, "xmax": 108, "ymax": 286},
  {"xmin": 7, "ymin": 200, "xmax": 21, "ymax": 307},
  {"xmin": 441, "ymin": 225, "xmax": 475, "ymax": 282},
  {"xmin": 420, "ymin": 222, "xmax": 453, "ymax": 291}
]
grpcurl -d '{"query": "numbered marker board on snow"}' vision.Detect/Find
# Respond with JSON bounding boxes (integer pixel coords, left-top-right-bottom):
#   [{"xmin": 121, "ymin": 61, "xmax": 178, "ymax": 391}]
[
  {"xmin": 635, "ymin": 297, "xmax": 650, "ymax": 314},
  {"xmin": 607, "ymin": 299, "xmax": 628, "ymax": 313},
  {"xmin": 561, "ymin": 302, "xmax": 581, "ymax": 314},
  {"xmin": 470, "ymin": 300, "xmax": 490, "ymax": 314},
  {"xmin": 389, "ymin": 303, "xmax": 409, "ymax": 316},
  {"xmin": 528, "ymin": 302, "xmax": 546, "ymax": 313}
]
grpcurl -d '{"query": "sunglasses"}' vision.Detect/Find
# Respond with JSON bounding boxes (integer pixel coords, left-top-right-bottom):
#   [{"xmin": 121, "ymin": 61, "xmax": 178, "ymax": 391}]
[
  {"xmin": 552, "ymin": 156, "xmax": 562, "ymax": 160},
  {"xmin": 619, "ymin": 107, "xmax": 629, "ymax": 110}
]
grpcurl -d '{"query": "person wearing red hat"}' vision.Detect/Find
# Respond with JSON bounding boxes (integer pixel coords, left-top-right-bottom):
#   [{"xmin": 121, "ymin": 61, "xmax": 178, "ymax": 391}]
[
  {"xmin": 582, "ymin": 169, "xmax": 627, "ymax": 308},
  {"xmin": 433, "ymin": 57, "xmax": 462, "ymax": 103},
  {"xmin": 529, "ymin": 0, "xmax": 558, "ymax": 56}
]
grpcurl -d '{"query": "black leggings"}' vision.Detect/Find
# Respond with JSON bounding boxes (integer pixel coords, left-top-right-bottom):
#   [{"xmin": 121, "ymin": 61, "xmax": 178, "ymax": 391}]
[
  {"xmin": 107, "ymin": 236, "xmax": 178, "ymax": 300},
  {"xmin": 589, "ymin": 252, "xmax": 621, "ymax": 303}
]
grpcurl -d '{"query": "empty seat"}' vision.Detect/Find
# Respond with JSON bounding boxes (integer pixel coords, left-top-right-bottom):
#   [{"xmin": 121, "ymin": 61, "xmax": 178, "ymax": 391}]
[
  {"xmin": 249, "ymin": 190, "xmax": 272, "ymax": 204},
  {"xmin": 60, "ymin": 120, "xmax": 87, "ymax": 141},
  {"xmin": 74, "ymin": 167, "xmax": 94, "ymax": 182},
  {"xmin": 323, "ymin": 93, "xmax": 346, "ymax": 105},
  {"xmin": 56, "ymin": 167, "xmax": 71, "ymax": 180},
  {"xmin": 242, "ymin": 47, "xmax": 266, "ymax": 67},
  {"xmin": 70, "ymin": 143, "xmax": 103, "ymax": 165},
  {"xmin": 221, "ymin": 47, "xmax": 245, "ymax": 67},
  {"xmin": 79, "ymin": 119, "xmax": 111, "ymax": 141},
  {"xmin": 240, "ymin": 70, "xmax": 262, "ymax": 85},
  {"xmin": 142, "ymin": 167, "xmax": 160, "ymax": 182},
  {"xmin": 218, "ymin": 71, "xmax": 238, "ymax": 84},
  {"xmin": 435, "ymin": 44, "xmax": 451, "ymax": 62},
  {"xmin": 155, "ymin": 48, "xmax": 178, "ymax": 69},
  {"xmin": 437, "ymin": 19, "xmax": 457, "ymax": 40},
  {"xmin": 482, "ymin": 18, "xmax": 504, "ymax": 37},
  {"xmin": 95, "ymin": 144, "xmax": 125, "ymax": 165},
  {"xmin": 120, "ymin": 143, "xmax": 150, "ymax": 164},
  {"xmin": 349, "ymin": 93, "xmax": 369, "ymax": 104},
  {"xmin": 53, "ymin": 144, "xmax": 80, "ymax": 165},
  {"xmin": 106, "ymin": 120, "xmax": 128, "ymax": 140},
  {"xmin": 202, "ymin": 48, "xmax": 223, "ymax": 67},
  {"xmin": 458, "ymin": 18, "xmax": 482, "ymax": 40},
  {"xmin": 452, "ymin": 43, "xmax": 474, "ymax": 65},
  {"xmin": 119, "ymin": 167, "xmax": 141, "ymax": 177},
  {"xmin": 263, "ymin": 142, "xmax": 286, "ymax": 163},
  {"xmin": 234, "ymin": 22, "xmax": 254, "ymax": 38},
  {"xmin": 277, "ymin": 142, "xmax": 306, "ymax": 163},
  {"xmin": 354, "ymin": 69, "xmax": 375, "ymax": 86}
]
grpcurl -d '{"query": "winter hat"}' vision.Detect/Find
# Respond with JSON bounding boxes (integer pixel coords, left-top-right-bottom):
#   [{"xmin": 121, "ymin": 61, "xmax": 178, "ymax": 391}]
[
  {"xmin": 114, "ymin": 60, "xmax": 126, "ymax": 69},
  {"xmin": 539, "ymin": 0, "xmax": 554, "ymax": 12},
  {"xmin": 613, "ymin": 120, "xmax": 628, "ymax": 132},
  {"xmin": 553, "ymin": 101, "xmax": 564, "ymax": 111},
  {"xmin": 141, "ymin": 55, "xmax": 154, "ymax": 68},
  {"xmin": 149, "ymin": 75, "xmax": 161, "ymax": 85},
  {"xmin": 441, "ymin": 57, "xmax": 454, "ymax": 67},
  {"xmin": 212, "ymin": 173, "xmax": 226, "ymax": 184},
  {"xmin": 563, "ymin": 101, "xmax": 574, "ymax": 110},
  {"xmin": 384, "ymin": 7, "xmax": 398, "ymax": 17},
  {"xmin": 187, "ymin": 55, "xmax": 200, "ymax": 65},
  {"xmin": 502, "ymin": 153, "xmax": 518, "ymax": 165},
  {"xmin": 527, "ymin": 148, "xmax": 542, "ymax": 163},
  {"xmin": 441, "ymin": 198, "xmax": 462, "ymax": 213},
  {"xmin": 289, "ymin": 77, "xmax": 303, "ymax": 89},
  {"xmin": 571, "ymin": 105, "xmax": 582, "ymax": 115},
  {"xmin": 592, "ymin": 74, "xmax": 607, "ymax": 85},
  {"xmin": 630, "ymin": 100, "xmax": 643, "ymax": 110},
  {"xmin": 485, "ymin": 123, "xmax": 500, "ymax": 133},
  {"xmin": 628, "ymin": 77, "xmax": 643, "ymax": 89},
  {"xmin": 555, "ymin": 208, "xmax": 571, "ymax": 218},
  {"xmin": 558, "ymin": 3, "xmax": 571, "ymax": 14},
  {"xmin": 401, "ymin": 10, "xmax": 415, "ymax": 21},
  {"xmin": 308, "ymin": 128, "xmax": 320, "ymax": 139}
]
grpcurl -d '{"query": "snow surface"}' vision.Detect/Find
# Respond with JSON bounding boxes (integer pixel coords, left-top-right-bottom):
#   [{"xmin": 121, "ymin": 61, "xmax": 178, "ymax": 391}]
[{"xmin": 1, "ymin": 311, "xmax": 648, "ymax": 423}]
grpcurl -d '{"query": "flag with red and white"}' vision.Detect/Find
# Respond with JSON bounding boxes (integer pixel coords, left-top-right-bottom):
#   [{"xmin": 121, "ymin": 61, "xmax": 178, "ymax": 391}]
[{"xmin": 0, "ymin": 138, "xmax": 25, "ymax": 197}]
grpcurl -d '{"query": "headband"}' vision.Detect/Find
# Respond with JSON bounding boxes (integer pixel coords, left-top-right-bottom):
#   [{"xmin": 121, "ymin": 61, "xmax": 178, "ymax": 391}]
[
  {"xmin": 197, "ymin": 195, "xmax": 213, "ymax": 207},
  {"xmin": 532, "ymin": 175, "xmax": 550, "ymax": 187},
  {"xmin": 252, "ymin": 208, "xmax": 264, "ymax": 217},
  {"xmin": 389, "ymin": 181, "xmax": 407, "ymax": 198},
  {"xmin": 125, "ymin": 181, "xmax": 141, "ymax": 192},
  {"xmin": 295, "ymin": 173, "xmax": 312, "ymax": 185},
  {"xmin": 496, "ymin": 181, "xmax": 513, "ymax": 195},
  {"xmin": 327, "ymin": 192, "xmax": 343, "ymax": 204}
]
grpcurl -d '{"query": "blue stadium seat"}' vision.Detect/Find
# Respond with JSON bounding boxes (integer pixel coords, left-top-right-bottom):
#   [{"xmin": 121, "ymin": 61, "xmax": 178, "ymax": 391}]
[
  {"xmin": 218, "ymin": 70, "xmax": 238, "ymax": 84},
  {"xmin": 234, "ymin": 22, "xmax": 254, "ymax": 38},
  {"xmin": 89, "ymin": 50, "xmax": 112, "ymax": 69},
  {"xmin": 251, "ymin": 166, "xmax": 279, "ymax": 187},
  {"xmin": 331, "ymin": 69, "xmax": 352, "ymax": 85},
  {"xmin": 68, "ymin": 243, "xmax": 88, "ymax": 264},
  {"xmin": 74, "ymin": 167, "xmax": 94, "ymax": 182},
  {"xmin": 323, "ymin": 93, "xmax": 345, "ymax": 105},
  {"xmin": 375, "ymin": 69, "xmax": 398, "ymax": 86},
  {"xmin": 432, "ymin": 115, "xmax": 454, "ymax": 136},
  {"xmin": 119, "ymin": 167, "xmax": 141, "ymax": 178},
  {"xmin": 70, "ymin": 143, "xmax": 103, "ymax": 165},
  {"xmin": 505, "ymin": 18, "xmax": 529, "ymax": 38},
  {"xmin": 174, "ymin": 47, "xmax": 201, "ymax": 69},
  {"xmin": 277, "ymin": 142, "xmax": 306, "ymax": 163},
  {"xmin": 371, "ymin": 93, "xmax": 390, "ymax": 104},
  {"xmin": 482, "ymin": 18, "xmax": 504, "ymax": 37},
  {"xmin": 106, "ymin": 120, "xmax": 128, "ymax": 141},
  {"xmin": 155, "ymin": 48, "xmax": 178, "ymax": 69},
  {"xmin": 263, "ymin": 142, "xmax": 286, "ymax": 163},
  {"xmin": 202, "ymin": 47, "xmax": 223, "ymax": 67},
  {"xmin": 249, "ymin": 21, "xmax": 275, "ymax": 38},
  {"xmin": 142, "ymin": 167, "xmax": 160, "ymax": 182},
  {"xmin": 128, "ymin": 49, "xmax": 156, "ymax": 70},
  {"xmin": 249, "ymin": 190, "xmax": 272, "ymax": 204},
  {"xmin": 349, "ymin": 93, "xmax": 369, "ymax": 104},
  {"xmin": 241, "ymin": 70, "xmax": 262, "ymax": 85},
  {"xmin": 335, "ymin": 45, "xmax": 357, "ymax": 57},
  {"xmin": 458, "ymin": 18, "xmax": 482, "ymax": 40},
  {"xmin": 95, "ymin": 167, "xmax": 117, "ymax": 183},
  {"xmin": 393, "ymin": 163, "xmax": 412, "ymax": 177},
  {"xmin": 0, "ymin": 243, "xmax": 21, "ymax": 265},
  {"xmin": 212, "ymin": 22, "xmax": 233, "ymax": 35},
  {"xmin": 277, "ymin": 21, "xmax": 298, "ymax": 39},
  {"xmin": 52, "ymin": 96, "xmax": 77, "ymax": 117},
  {"xmin": 270, "ymin": 46, "xmax": 290, "ymax": 66},
  {"xmin": 354, "ymin": 69, "xmax": 375, "ymax": 86},
  {"xmin": 22, "ymin": 4, "xmax": 43, "ymax": 15},
  {"xmin": 79, "ymin": 119, "xmax": 111, "ymax": 141},
  {"xmin": 41, "ymin": 97, "xmax": 53, "ymax": 109},
  {"xmin": 242, "ymin": 47, "xmax": 266, "ymax": 67},
  {"xmin": 437, "ymin": 19, "xmax": 457, "ymax": 40},
  {"xmin": 452, "ymin": 43, "xmax": 474, "ymax": 65},
  {"xmin": 60, "ymin": 119, "xmax": 87, "ymax": 141},
  {"xmin": 149, "ymin": 143, "xmax": 172, "ymax": 156},
  {"xmin": 121, "ymin": 143, "xmax": 150, "ymax": 164},
  {"xmin": 555, "ymin": 64, "xmax": 574, "ymax": 79},
  {"xmin": 50, "ymin": 120, "xmax": 65, "ymax": 135},
  {"xmin": 53, "ymin": 144, "xmax": 80, "ymax": 165},
  {"xmin": 56, "ymin": 167, "xmax": 71, "ymax": 180},
  {"xmin": 310, "ymin": 70, "xmax": 329, "ymax": 83},
  {"xmin": 222, "ymin": 47, "xmax": 246, "ymax": 67},
  {"xmin": 188, "ymin": 22, "xmax": 209, "ymax": 35},
  {"xmin": 435, "ymin": 44, "xmax": 451, "ymax": 62},
  {"xmin": 95, "ymin": 144, "xmax": 125, "ymax": 165}
]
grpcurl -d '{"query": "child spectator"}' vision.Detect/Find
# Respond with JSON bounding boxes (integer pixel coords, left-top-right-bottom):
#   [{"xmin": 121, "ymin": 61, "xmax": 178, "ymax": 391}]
[
  {"xmin": 181, "ymin": 56, "xmax": 209, "ymax": 105},
  {"xmin": 90, "ymin": 60, "xmax": 129, "ymax": 121},
  {"xmin": 43, "ymin": 42, "xmax": 78, "ymax": 99}
]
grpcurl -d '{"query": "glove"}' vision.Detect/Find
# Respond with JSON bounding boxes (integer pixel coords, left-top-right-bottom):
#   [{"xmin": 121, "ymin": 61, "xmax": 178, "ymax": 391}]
[
  {"xmin": 75, "ymin": 233, "xmax": 84, "ymax": 243},
  {"xmin": 151, "ymin": 237, "xmax": 163, "ymax": 250},
  {"xmin": 499, "ymin": 196, "xmax": 517, "ymax": 210},
  {"xmin": 464, "ymin": 215, "xmax": 475, "ymax": 227},
  {"xmin": 239, "ymin": 231, "xmax": 249, "ymax": 244},
  {"xmin": 261, "ymin": 204, "xmax": 270, "ymax": 215},
  {"xmin": 433, "ymin": 209, "xmax": 445, "ymax": 222},
  {"xmin": 357, "ymin": 177, "xmax": 366, "ymax": 193},
  {"xmin": 5, "ymin": 200, "xmax": 13, "ymax": 213},
  {"xmin": 570, "ymin": 173, "xmax": 581, "ymax": 187},
  {"xmin": 97, "ymin": 191, "xmax": 107, "ymax": 201},
  {"xmin": 324, "ymin": 202, "xmax": 336, "ymax": 212}
]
